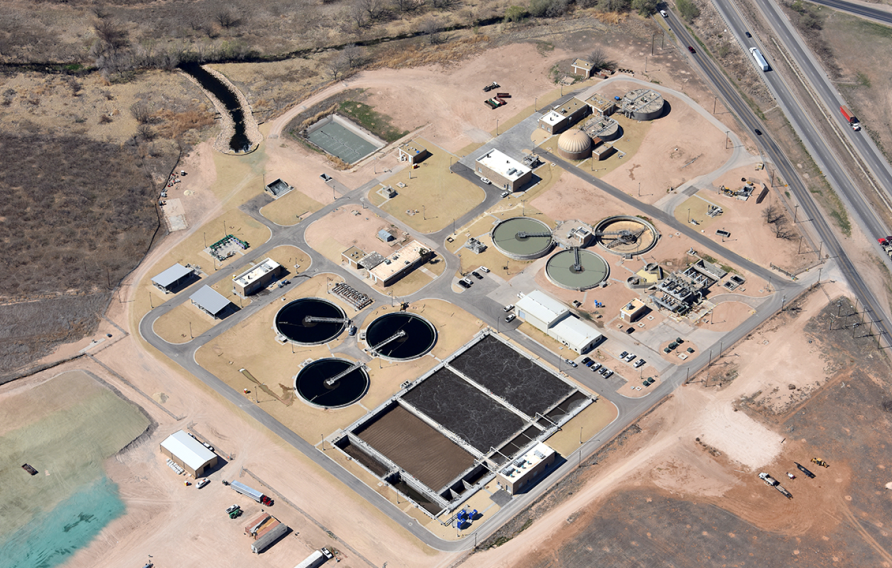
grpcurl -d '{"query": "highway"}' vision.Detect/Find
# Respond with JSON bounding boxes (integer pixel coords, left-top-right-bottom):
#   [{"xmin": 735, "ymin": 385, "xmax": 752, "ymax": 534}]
[
  {"xmin": 664, "ymin": 7, "xmax": 892, "ymax": 341},
  {"xmin": 747, "ymin": 0, "xmax": 892, "ymax": 226},
  {"xmin": 806, "ymin": 0, "xmax": 892, "ymax": 25}
]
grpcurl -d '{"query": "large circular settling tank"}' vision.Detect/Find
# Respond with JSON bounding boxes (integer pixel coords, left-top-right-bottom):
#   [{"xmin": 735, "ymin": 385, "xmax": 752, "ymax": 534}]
[
  {"xmin": 275, "ymin": 298, "xmax": 347, "ymax": 345},
  {"xmin": 294, "ymin": 358, "xmax": 369, "ymax": 408},
  {"xmin": 546, "ymin": 249, "xmax": 610, "ymax": 290},
  {"xmin": 365, "ymin": 313, "xmax": 437, "ymax": 361},
  {"xmin": 594, "ymin": 216, "xmax": 659, "ymax": 256},
  {"xmin": 491, "ymin": 217, "xmax": 554, "ymax": 260}
]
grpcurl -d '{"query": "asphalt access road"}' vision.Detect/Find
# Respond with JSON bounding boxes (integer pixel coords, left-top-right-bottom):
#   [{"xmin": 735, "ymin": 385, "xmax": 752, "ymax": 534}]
[
  {"xmin": 663, "ymin": 9, "xmax": 891, "ymax": 343},
  {"xmin": 140, "ymin": 90, "xmax": 803, "ymax": 550}
]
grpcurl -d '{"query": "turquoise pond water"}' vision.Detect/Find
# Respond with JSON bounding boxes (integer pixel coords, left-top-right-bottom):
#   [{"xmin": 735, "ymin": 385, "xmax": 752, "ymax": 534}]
[{"xmin": 0, "ymin": 475, "xmax": 125, "ymax": 568}]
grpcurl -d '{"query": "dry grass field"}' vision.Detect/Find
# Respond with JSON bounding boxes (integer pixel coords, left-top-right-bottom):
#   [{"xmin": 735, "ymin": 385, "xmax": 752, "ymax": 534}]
[{"xmin": 368, "ymin": 138, "xmax": 486, "ymax": 234}]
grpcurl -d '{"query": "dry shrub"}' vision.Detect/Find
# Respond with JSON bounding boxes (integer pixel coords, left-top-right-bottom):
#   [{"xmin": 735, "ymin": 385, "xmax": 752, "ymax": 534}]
[
  {"xmin": 327, "ymin": 155, "xmax": 350, "ymax": 170},
  {"xmin": 370, "ymin": 34, "xmax": 490, "ymax": 70},
  {"xmin": 299, "ymin": 103, "xmax": 338, "ymax": 130},
  {"xmin": 154, "ymin": 108, "xmax": 215, "ymax": 139},
  {"xmin": 592, "ymin": 10, "xmax": 626, "ymax": 24}
]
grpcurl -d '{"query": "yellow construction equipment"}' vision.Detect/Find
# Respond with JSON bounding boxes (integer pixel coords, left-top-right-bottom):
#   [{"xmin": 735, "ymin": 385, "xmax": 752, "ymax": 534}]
[{"xmin": 811, "ymin": 458, "xmax": 829, "ymax": 468}]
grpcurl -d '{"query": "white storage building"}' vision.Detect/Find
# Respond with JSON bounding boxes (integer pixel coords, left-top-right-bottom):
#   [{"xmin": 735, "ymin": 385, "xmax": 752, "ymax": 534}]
[
  {"xmin": 159, "ymin": 430, "xmax": 217, "ymax": 477},
  {"xmin": 516, "ymin": 290, "xmax": 602, "ymax": 354},
  {"xmin": 549, "ymin": 316, "xmax": 603, "ymax": 354},
  {"xmin": 515, "ymin": 291, "xmax": 570, "ymax": 333}
]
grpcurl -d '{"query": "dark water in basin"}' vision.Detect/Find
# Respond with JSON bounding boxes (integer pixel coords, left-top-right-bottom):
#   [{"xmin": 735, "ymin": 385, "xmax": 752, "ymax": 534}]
[
  {"xmin": 365, "ymin": 313, "xmax": 436, "ymax": 360},
  {"xmin": 295, "ymin": 358, "xmax": 368, "ymax": 408},
  {"xmin": 179, "ymin": 62, "xmax": 250, "ymax": 152},
  {"xmin": 275, "ymin": 298, "xmax": 346, "ymax": 344}
]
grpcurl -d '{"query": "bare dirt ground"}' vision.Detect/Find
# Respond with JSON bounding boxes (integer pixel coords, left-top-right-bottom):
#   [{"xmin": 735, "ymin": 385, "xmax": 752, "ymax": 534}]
[
  {"xmin": 600, "ymin": 84, "xmax": 730, "ymax": 202},
  {"xmin": 305, "ymin": 204, "xmax": 411, "ymax": 263},
  {"xmin": 466, "ymin": 280, "xmax": 892, "ymax": 568}
]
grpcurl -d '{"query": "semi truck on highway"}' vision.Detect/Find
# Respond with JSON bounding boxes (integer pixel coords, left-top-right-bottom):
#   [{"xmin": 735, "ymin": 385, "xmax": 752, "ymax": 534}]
[
  {"xmin": 230, "ymin": 480, "xmax": 273, "ymax": 505},
  {"xmin": 840, "ymin": 106, "xmax": 861, "ymax": 131},
  {"xmin": 749, "ymin": 48, "xmax": 770, "ymax": 72}
]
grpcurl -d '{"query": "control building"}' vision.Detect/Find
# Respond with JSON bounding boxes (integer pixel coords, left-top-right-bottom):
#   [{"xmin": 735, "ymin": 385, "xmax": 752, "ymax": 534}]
[
  {"xmin": 233, "ymin": 258, "xmax": 283, "ymax": 297},
  {"xmin": 497, "ymin": 442, "xmax": 556, "ymax": 495},
  {"xmin": 368, "ymin": 240, "xmax": 432, "ymax": 287},
  {"xmin": 475, "ymin": 150, "xmax": 532, "ymax": 191}
]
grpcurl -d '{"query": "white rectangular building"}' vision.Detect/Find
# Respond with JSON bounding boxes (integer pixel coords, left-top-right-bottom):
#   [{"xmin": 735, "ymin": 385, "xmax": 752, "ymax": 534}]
[
  {"xmin": 515, "ymin": 291, "xmax": 570, "ymax": 333},
  {"xmin": 475, "ymin": 149, "xmax": 533, "ymax": 191},
  {"xmin": 549, "ymin": 316, "xmax": 603, "ymax": 354},
  {"xmin": 160, "ymin": 430, "xmax": 218, "ymax": 477},
  {"xmin": 497, "ymin": 442, "xmax": 556, "ymax": 495},
  {"xmin": 538, "ymin": 110, "xmax": 568, "ymax": 134},
  {"xmin": 233, "ymin": 258, "xmax": 282, "ymax": 296}
]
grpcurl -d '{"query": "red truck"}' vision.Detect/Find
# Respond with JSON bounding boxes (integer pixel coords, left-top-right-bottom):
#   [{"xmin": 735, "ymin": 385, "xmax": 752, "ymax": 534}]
[{"xmin": 840, "ymin": 106, "xmax": 861, "ymax": 131}]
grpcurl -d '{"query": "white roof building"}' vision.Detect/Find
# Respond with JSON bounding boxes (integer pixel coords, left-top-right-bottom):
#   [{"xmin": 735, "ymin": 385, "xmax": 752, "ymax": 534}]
[
  {"xmin": 540, "ymin": 110, "xmax": 566, "ymax": 128},
  {"xmin": 549, "ymin": 316, "xmax": 603, "ymax": 354},
  {"xmin": 160, "ymin": 430, "xmax": 217, "ymax": 476},
  {"xmin": 516, "ymin": 291, "xmax": 570, "ymax": 333},
  {"xmin": 497, "ymin": 442, "xmax": 557, "ymax": 495},
  {"xmin": 475, "ymin": 150, "xmax": 532, "ymax": 184}
]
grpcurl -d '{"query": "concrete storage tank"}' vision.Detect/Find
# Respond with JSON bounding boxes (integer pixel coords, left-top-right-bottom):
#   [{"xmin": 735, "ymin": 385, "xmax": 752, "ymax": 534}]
[
  {"xmin": 491, "ymin": 217, "xmax": 554, "ymax": 260},
  {"xmin": 557, "ymin": 129, "xmax": 593, "ymax": 160},
  {"xmin": 545, "ymin": 248, "xmax": 610, "ymax": 290},
  {"xmin": 620, "ymin": 89, "xmax": 665, "ymax": 121}
]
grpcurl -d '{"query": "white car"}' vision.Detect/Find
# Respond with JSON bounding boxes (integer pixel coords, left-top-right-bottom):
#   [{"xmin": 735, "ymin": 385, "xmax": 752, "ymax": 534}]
[
  {"xmin": 480, "ymin": 177, "xmax": 491, "ymax": 185},
  {"xmin": 634, "ymin": 358, "xmax": 646, "ymax": 368},
  {"xmin": 505, "ymin": 313, "xmax": 516, "ymax": 323},
  {"xmin": 196, "ymin": 479, "xmax": 210, "ymax": 489},
  {"xmin": 660, "ymin": 9, "xmax": 668, "ymax": 17},
  {"xmin": 480, "ymin": 266, "xmax": 490, "ymax": 273},
  {"xmin": 624, "ymin": 353, "xmax": 636, "ymax": 362}
]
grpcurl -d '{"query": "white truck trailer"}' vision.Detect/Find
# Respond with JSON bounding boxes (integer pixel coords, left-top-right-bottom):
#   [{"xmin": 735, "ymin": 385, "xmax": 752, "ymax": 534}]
[{"xmin": 750, "ymin": 47, "xmax": 770, "ymax": 72}]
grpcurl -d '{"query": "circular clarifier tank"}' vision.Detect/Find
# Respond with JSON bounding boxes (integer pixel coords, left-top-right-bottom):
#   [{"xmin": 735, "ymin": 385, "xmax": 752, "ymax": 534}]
[
  {"xmin": 294, "ymin": 358, "xmax": 369, "ymax": 408},
  {"xmin": 545, "ymin": 249, "xmax": 610, "ymax": 290},
  {"xmin": 491, "ymin": 217, "xmax": 554, "ymax": 260},
  {"xmin": 365, "ymin": 312, "xmax": 437, "ymax": 361},
  {"xmin": 275, "ymin": 298, "xmax": 347, "ymax": 345}
]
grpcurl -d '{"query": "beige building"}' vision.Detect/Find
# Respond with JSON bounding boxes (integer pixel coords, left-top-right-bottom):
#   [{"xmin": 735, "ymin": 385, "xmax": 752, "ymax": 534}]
[
  {"xmin": 475, "ymin": 149, "xmax": 532, "ymax": 191},
  {"xmin": 584, "ymin": 92, "xmax": 617, "ymax": 116},
  {"xmin": 621, "ymin": 298, "xmax": 648, "ymax": 322},
  {"xmin": 233, "ymin": 258, "xmax": 283, "ymax": 297},
  {"xmin": 538, "ymin": 98, "xmax": 592, "ymax": 134},
  {"xmin": 160, "ymin": 430, "xmax": 218, "ymax": 478},
  {"xmin": 369, "ymin": 240, "xmax": 432, "ymax": 287},
  {"xmin": 398, "ymin": 142, "xmax": 430, "ymax": 164},
  {"xmin": 571, "ymin": 58, "xmax": 594, "ymax": 78},
  {"xmin": 497, "ymin": 442, "xmax": 556, "ymax": 495}
]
